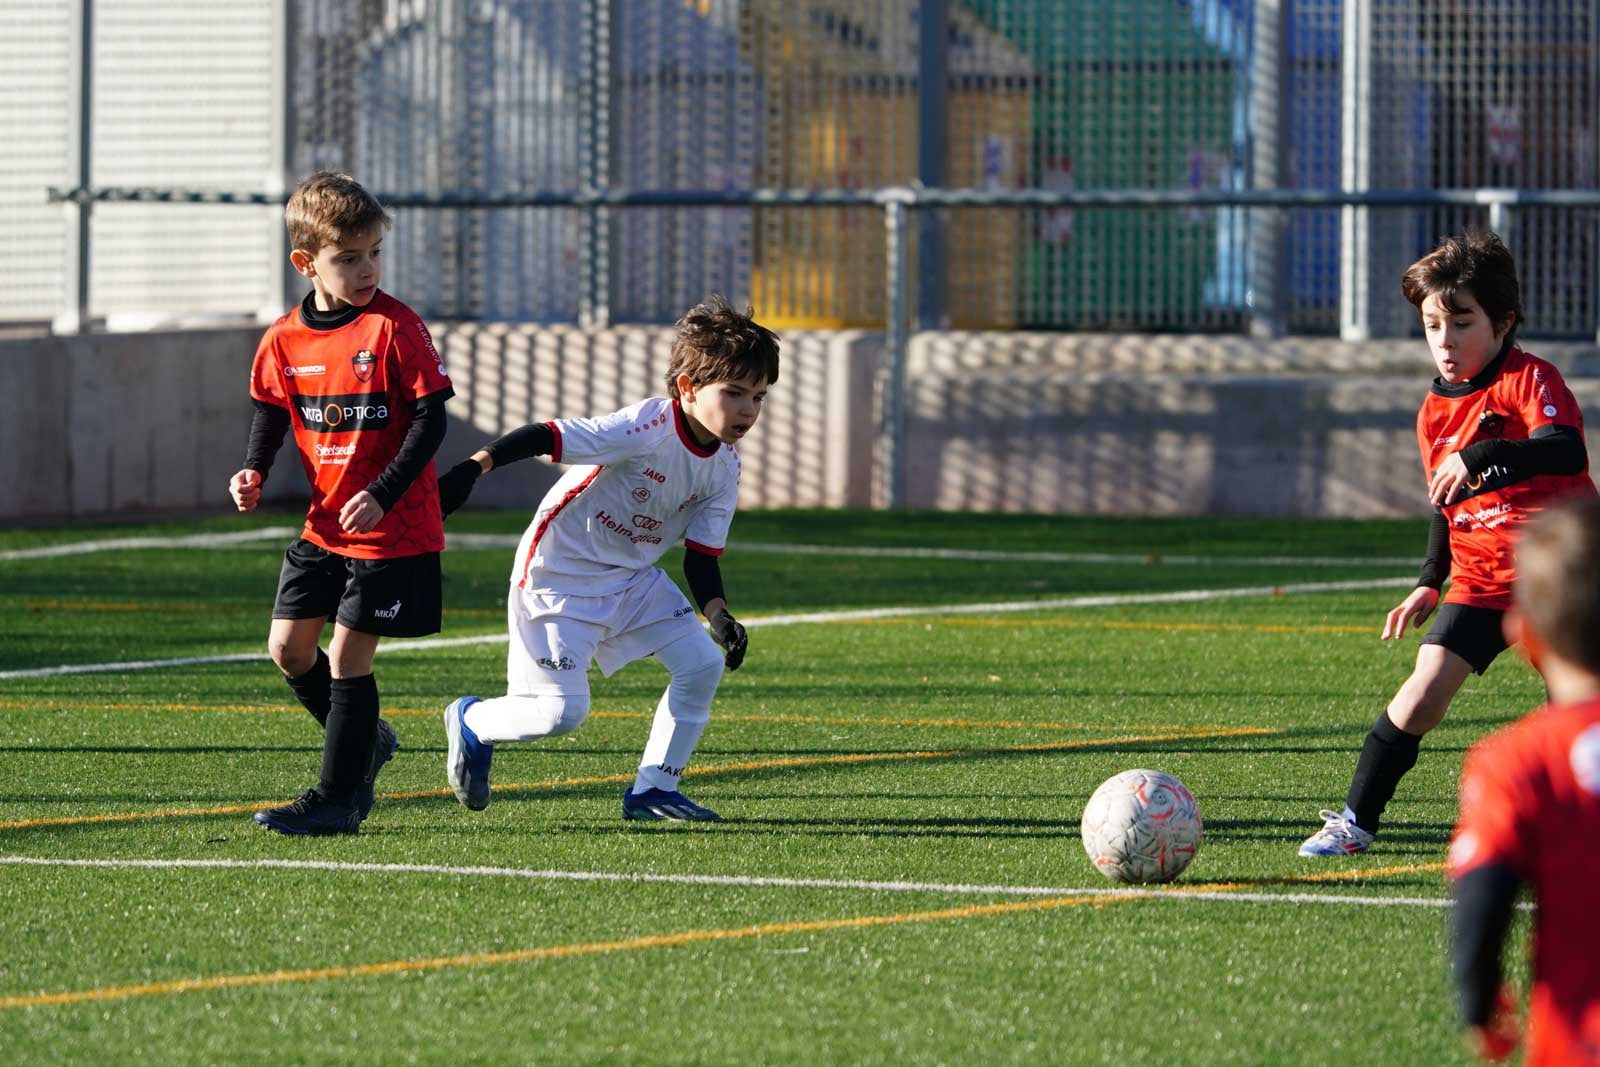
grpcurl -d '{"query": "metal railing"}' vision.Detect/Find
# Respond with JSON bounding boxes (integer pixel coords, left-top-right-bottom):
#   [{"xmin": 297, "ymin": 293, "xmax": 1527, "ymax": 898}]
[{"xmin": 49, "ymin": 182, "xmax": 1600, "ymax": 506}]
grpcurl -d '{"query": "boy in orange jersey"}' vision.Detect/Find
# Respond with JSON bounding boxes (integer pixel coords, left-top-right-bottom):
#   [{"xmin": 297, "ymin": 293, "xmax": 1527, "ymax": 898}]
[
  {"xmin": 1300, "ymin": 231, "xmax": 1595, "ymax": 856},
  {"xmin": 228, "ymin": 171, "xmax": 454, "ymax": 835},
  {"xmin": 1449, "ymin": 498, "xmax": 1600, "ymax": 1064}
]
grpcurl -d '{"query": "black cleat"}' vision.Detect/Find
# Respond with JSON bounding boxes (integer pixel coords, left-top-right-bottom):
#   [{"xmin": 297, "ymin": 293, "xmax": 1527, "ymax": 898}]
[
  {"xmin": 357, "ymin": 718, "xmax": 400, "ymax": 820},
  {"xmin": 253, "ymin": 789, "xmax": 360, "ymax": 836}
]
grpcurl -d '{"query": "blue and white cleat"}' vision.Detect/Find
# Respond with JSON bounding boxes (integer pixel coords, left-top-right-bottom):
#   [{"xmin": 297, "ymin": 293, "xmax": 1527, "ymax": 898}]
[
  {"xmin": 621, "ymin": 786, "xmax": 721, "ymax": 822},
  {"xmin": 1297, "ymin": 809, "xmax": 1375, "ymax": 857},
  {"xmin": 357, "ymin": 717, "xmax": 400, "ymax": 821},
  {"xmin": 444, "ymin": 697, "xmax": 493, "ymax": 811}
]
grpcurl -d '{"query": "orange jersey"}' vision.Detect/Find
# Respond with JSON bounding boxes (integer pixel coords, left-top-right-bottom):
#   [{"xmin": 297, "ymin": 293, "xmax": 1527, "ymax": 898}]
[
  {"xmin": 249, "ymin": 290, "xmax": 454, "ymax": 559},
  {"xmin": 1417, "ymin": 347, "xmax": 1595, "ymax": 608},
  {"xmin": 1450, "ymin": 699, "xmax": 1600, "ymax": 1066}
]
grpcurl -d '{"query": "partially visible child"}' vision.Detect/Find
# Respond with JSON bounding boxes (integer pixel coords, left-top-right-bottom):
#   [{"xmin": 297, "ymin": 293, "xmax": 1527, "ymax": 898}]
[
  {"xmin": 1300, "ymin": 230, "xmax": 1596, "ymax": 857},
  {"xmin": 434, "ymin": 297, "xmax": 777, "ymax": 820},
  {"xmin": 1449, "ymin": 498, "xmax": 1600, "ymax": 1065},
  {"xmin": 229, "ymin": 171, "xmax": 454, "ymax": 835}
]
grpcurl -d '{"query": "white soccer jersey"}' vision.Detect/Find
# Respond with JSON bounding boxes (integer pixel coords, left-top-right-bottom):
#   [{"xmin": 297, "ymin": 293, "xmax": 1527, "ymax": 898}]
[{"xmin": 509, "ymin": 396, "xmax": 741, "ymax": 595}]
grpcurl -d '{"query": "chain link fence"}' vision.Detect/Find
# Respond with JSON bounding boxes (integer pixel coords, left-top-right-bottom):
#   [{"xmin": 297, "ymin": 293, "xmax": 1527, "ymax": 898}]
[{"xmin": 8, "ymin": 0, "xmax": 1599, "ymax": 337}]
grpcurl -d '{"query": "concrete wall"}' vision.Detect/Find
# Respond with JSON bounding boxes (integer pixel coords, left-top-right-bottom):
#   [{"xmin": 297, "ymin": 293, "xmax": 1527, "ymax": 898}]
[{"xmin": 4, "ymin": 325, "xmax": 1598, "ymax": 521}]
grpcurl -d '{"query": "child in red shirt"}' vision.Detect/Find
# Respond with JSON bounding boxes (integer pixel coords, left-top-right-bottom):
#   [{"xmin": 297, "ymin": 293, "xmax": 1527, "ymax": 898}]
[
  {"xmin": 1300, "ymin": 231, "xmax": 1595, "ymax": 856},
  {"xmin": 229, "ymin": 172, "xmax": 454, "ymax": 834},
  {"xmin": 1450, "ymin": 498, "xmax": 1600, "ymax": 1064}
]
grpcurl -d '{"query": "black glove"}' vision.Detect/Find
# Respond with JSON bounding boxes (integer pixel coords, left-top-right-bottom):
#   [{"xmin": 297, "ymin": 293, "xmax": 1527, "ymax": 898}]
[
  {"xmin": 437, "ymin": 458, "xmax": 482, "ymax": 518},
  {"xmin": 709, "ymin": 610, "xmax": 748, "ymax": 670}
]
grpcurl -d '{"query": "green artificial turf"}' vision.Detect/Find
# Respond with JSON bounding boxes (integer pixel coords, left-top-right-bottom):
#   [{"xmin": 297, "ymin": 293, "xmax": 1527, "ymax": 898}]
[{"xmin": 0, "ymin": 510, "xmax": 1533, "ymax": 1065}]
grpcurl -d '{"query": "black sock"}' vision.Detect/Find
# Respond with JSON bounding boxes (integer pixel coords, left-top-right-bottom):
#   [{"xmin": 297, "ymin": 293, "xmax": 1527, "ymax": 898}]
[
  {"xmin": 1345, "ymin": 710, "xmax": 1422, "ymax": 834},
  {"xmin": 286, "ymin": 649, "xmax": 332, "ymax": 727},
  {"xmin": 320, "ymin": 674, "xmax": 379, "ymax": 807}
]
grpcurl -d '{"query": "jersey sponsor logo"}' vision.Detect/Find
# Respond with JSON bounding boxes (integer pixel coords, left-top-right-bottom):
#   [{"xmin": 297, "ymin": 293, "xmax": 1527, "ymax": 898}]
[
  {"xmin": 295, "ymin": 393, "xmax": 391, "ymax": 433},
  {"xmin": 352, "ymin": 349, "xmax": 377, "ymax": 383},
  {"xmin": 594, "ymin": 509, "xmax": 662, "ymax": 545},
  {"xmin": 1544, "ymin": 404, "xmax": 1559, "ymax": 418},
  {"xmin": 642, "ymin": 468, "xmax": 667, "ymax": 484},
  {"xmin": 631, "ymin": 486, "xmax": 651, "ymax": 503},
  {"xmin": 372, "ymin": 599, "xmax": 402, "ymax": 620},
  {"xmin": 414, "ymin": 319, "xmax": 440, "ymax": 360},
  {"xmin": 632, "ymin": 514, "xmax": 663, "ymax": 531},
  {"xmin": 315, "ymin": 443, "xmax": 357, "ymax": 464},
  {"xmin": 1434, "ymin": 434, "xmax": 1459, "ymax": 446},
  {"xmin": 284, "ymin": 364, "xmax": 325, "ymax": 378}
]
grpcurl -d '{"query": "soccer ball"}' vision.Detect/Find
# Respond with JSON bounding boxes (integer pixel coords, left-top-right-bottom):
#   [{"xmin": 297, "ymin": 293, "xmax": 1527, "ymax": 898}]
[{"xmin": 1080, "ymin": 769, "xmax": 1203, "ymax": 884}]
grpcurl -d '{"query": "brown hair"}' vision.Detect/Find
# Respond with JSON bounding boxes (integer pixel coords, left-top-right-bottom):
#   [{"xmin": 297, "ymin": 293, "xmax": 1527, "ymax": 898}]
[
  {"xmin": 1400, "ymin": 230, "xmax": 1522, "ymax": 342},
  {"xmin": 1515, "ymin": 498, "xmax": 1600, "ymax": 674},
  {"xmin": 284, "ymin": 171, "xmax": 391, "ymax": 254},
  {"xmin": 666, "ymin": 296, "xmax": 780, "ymax": 399}
]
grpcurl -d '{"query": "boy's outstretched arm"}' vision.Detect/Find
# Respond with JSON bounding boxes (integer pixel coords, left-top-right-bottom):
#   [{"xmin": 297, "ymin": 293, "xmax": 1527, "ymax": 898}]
[
  {"xmin": 437, "ymin": 422, "xmax": 556, "ymax": 517},
  {"xmin": 229, "ymin": 400, "xmax": 290, "ymax": 512},
  {"xmin": 683, "ymin": 547, "xmax": 747, "ymax": 669}
]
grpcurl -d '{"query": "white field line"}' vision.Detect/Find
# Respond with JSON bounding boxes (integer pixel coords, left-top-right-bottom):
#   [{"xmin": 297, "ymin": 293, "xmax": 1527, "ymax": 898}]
[
  {"xmin": 0, "ymin": 855, "xmax": 1514, "ymax": 911},
  {"xmin": 0, "ymin": 527, "xmax": 299, "ymax": 561},
  {"xmin": 0, "ymin": 576, "xmax": 1413, "ymax": 681},
  {"xmin": 4, "ymin": 529, "xmax": 1415, "ymax": 569}
]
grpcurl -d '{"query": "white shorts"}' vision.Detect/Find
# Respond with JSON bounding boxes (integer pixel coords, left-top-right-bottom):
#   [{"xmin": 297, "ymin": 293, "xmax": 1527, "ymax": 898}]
[{"xmin": 505, "ymin": 567, "xmax": 703, "ymax": 696}]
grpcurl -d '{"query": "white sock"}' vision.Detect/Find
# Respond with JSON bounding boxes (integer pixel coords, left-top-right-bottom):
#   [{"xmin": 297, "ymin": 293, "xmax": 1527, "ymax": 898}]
[
  {"xmin": 632, "ymin": 631, "xmax": 723, "ymax": 794},
  {"xmin": 465, "ymin": 692, "xmax": 589, "ymax": 744}
]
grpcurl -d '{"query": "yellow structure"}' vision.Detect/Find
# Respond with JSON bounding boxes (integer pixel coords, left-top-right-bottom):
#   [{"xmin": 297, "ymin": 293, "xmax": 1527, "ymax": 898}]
[{"xmin": 739, "ymin": 3, "xmax": 1035, "ymax": 328}]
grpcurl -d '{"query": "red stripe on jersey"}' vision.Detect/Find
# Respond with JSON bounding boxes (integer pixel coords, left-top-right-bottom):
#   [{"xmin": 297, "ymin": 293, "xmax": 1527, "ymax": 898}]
[
  {"xmin": 547, "ymin": 421, "xmax": 563, "ymax": 464},
  {"xmin": 672, "ymin": 399, "xmax": 719, "ymax": 458},
  {"xmin": 684, "ymin": 539, "xmax": 723, "ymax": 557},
  {"xmin": 518, "ymin": 466, "xmax": 603, "ymax": 588}
]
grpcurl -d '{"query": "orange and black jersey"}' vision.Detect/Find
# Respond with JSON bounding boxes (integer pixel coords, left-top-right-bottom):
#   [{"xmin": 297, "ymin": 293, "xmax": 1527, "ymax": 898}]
[
  {"xmin": 1416, "ymin": 343, "xmax": 1595, "ymax": 609},
  {"xmin": 248, "ymin": 290, "xmax": 454, "ymax": 559}
]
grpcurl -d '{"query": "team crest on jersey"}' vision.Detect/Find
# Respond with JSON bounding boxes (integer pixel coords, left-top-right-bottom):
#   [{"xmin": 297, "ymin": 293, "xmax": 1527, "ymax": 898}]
[
  {"xmin": 1477, "ymin": 409, "xmax": 1505, "ymax": 439},
  {"xmin": 352, "ymin": 349, "xmax": 377, "ymax": 383}
]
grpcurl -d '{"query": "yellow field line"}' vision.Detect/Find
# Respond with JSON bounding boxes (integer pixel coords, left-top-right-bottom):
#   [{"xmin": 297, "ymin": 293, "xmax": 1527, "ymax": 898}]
[
  {"xmin": 0, "ymin": 892, "xmax": 1132, "ymax": 1010},
  {"xmin": 860, "ymin": 617, "xmax": 1373, "ymax": 636},
  {"xmin": 0, "ymin": 726, "xmax": 1278, "ymax": 831},
  {"xmin": 0, "ymin": 857, "xmax": 1442, "ymax": 1011},
  {"xmin": 0, "ymin": 698, "xmax": 1248, "ymax": 735},
  {"xmin": 17, "ymin": 600, "xmax": 503, "ymax": 618}
]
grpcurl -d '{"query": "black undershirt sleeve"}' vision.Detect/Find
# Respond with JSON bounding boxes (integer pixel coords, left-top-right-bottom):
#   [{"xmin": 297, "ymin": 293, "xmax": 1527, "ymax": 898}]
[
  {"xmin": 364, "ymin": 396, "xmax": 448, "ymax": 511},
  {"xmin": 682, "ymin": 547, "xmax": 726, "ymax": 613},
  {"xmin": 1452, "ymin": 863, "xmax": 1521, "ymax": 1027},
  {"xmin": 484, "ymin": 422, "xmax": 556, "ymax": 469},
  {"xmin": 244, "ymin": 400, "xmax": 291, "ymax": 478},
  {"xmin": 1458, "ymin": 424, "xmax": 1588, "ymax": 478},
  {"xmin": 1417, "ymin": 508, "xmax": 1451, "ymax": 590}
]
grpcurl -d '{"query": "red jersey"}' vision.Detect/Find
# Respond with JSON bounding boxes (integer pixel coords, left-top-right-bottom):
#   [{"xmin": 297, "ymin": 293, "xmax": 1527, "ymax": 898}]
[
  {"xmin": 1417, "ymin": 346, "xmax": 1596, "ymax": 609},
  {"xmin": 249, "ymin": 290, "xmax": 454, "ymax": 559},
  {"xmin": 1450, "ymin": 699, "xmax": 1600, "ymax": 1066}
]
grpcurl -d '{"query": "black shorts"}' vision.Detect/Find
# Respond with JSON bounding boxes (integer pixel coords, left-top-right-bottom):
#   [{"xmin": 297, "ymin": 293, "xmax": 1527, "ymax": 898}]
[
  {"xmin": 272, "ymin": 538, "xmax": 442, "ymax": 638},
  {"xmin": 1420, "ymin": 603, "xmax": 1510, "ymax": 675}
]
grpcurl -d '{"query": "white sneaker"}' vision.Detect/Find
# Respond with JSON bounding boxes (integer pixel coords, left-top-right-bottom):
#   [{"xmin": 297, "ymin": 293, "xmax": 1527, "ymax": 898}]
[{"xmin": 1297, "ymin": 809, "xmax": 1375, "ymax": 857}]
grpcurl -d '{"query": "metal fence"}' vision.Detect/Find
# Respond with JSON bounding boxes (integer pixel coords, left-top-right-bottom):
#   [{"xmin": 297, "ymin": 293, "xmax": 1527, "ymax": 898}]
[{"xmin": 11, "ymin": 0, "xmax": 1600, "ymax": 338}]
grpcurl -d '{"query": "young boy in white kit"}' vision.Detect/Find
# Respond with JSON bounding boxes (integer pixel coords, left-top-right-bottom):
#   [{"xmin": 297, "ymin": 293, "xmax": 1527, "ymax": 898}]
[{"xmin": 434, "ymin": 297, "xmax": 778, "ymax": 820}]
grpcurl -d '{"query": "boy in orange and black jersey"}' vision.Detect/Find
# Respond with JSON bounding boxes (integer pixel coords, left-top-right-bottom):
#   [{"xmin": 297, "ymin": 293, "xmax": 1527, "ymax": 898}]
[
  {"xmin": 228, "ymin": 171, "xmax": 454, "ymax": 835},
  {"xmin": 1449, "ymin": 499, "xmax": 1600, "ymax": 1065},
  {"xmin": 1299, "ymin": 231, "xmax": 1596, "ymax": 857}
]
